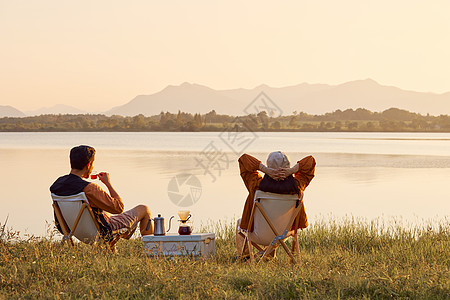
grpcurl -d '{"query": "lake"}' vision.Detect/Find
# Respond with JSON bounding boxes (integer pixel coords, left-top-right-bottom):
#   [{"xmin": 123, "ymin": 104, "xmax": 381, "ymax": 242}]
[{"xmin": 0, "ymin": 132, "xmax": 449, "ymax": 237}]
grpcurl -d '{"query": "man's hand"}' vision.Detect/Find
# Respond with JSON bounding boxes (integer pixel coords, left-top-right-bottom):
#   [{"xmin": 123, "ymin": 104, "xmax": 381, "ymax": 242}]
[
  {"xmin": 98, "ymin": 172, "xmax": 112, "ymax": 186},
  {"xmin": 97, "ymin": 172, "xmax": 121, "ymax": 200}
]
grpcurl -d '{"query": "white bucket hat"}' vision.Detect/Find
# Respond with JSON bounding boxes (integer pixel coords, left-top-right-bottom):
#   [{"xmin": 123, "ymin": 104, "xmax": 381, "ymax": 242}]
[{"xmin": 266, "ymin": 151, "xmax": 290, "ymax": 169}]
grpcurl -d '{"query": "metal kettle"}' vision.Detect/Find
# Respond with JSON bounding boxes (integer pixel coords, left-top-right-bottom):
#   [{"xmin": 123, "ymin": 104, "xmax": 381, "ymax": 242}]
[{"xmin": 153, "ymin": 214, "xmax": 174, "ymax": 236}]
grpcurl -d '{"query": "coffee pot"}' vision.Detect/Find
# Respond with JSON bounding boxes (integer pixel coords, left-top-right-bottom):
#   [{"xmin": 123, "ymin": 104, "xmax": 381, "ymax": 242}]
[
  {"xmin": 153, "ymin": 214, "xmax": 174, "ymax": 236},
  {"xmin": 177, "ymin": 210, "xmax": 192, "ymax": 235}
]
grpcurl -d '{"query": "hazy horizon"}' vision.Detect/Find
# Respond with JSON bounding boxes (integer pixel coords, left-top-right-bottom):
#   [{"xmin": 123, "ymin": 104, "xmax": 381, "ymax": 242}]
[{"xmin": 1, "ymin": 1, "xmax": 450, "ymax": 112}]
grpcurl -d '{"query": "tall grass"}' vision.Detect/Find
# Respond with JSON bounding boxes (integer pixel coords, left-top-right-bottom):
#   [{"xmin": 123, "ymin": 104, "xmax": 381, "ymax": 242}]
[{"xmin": 0, "ymin": 217, "xmax": 448, "ymax": 299}]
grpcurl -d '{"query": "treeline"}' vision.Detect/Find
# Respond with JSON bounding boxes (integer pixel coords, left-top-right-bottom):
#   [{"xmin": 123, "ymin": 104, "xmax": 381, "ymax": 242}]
[{"xmin": 1, "ymin": 108, "xmax": 449, "ymax": 132}]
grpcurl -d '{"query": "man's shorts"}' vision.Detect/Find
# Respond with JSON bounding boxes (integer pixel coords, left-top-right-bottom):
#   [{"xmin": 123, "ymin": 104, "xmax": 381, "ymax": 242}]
[{"xmin": 108, "ymin": 207, "xmax": 140, "ymax": 238}]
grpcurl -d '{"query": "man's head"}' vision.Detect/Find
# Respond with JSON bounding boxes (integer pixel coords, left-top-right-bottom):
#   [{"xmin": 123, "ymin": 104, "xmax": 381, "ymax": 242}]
[
  {"xmin": 70, "ymin": 145, "xmax": 96, "ymax": 170},
  {"xmin": 267, "ymin": 151, "xmax": 290, "ymax": 169}
]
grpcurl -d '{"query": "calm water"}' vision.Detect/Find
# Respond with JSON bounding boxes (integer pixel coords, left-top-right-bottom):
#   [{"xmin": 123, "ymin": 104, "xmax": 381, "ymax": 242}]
[{"xmin": 0, "ymin": 132, "xmax": 449, "ymax": 236}]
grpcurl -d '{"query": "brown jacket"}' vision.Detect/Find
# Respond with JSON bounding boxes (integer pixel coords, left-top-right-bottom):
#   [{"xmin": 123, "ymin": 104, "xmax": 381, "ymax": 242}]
[
  {"xmin": 239, "ymin": 153, "xmax": 316, "ymax": 231},
  {"xmin": 83, "ymin": 183, "xmax": 124, "ymax": 215}
]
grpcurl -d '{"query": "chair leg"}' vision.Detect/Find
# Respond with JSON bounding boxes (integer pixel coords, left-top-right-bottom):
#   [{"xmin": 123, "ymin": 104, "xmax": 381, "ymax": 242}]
[
  {"xmin": 293, "ymin": 234, "xmax": 301, "ymax": 260},
  {"xmin": 61, "ymin": 235, "xmax": 75, "ymax": 248},
  {"xmin": 279, "ymin": 239, "xmax": 297, "ymax": 264},
  {"xmin": 108, "ymin": 235, "xmax": 121, "ymax": 253},
  {"xmin": 238, "ymin": 232, "xmax": 248, "ymax": 259},
  {"xmin": 252, "ymin": 242, "xmax": 264, "ymax": 252},
  {"xmin": 247, "ymin": 235, "xmax": 255, "ymax": 263},
  {"xmin": 108, "ymin": 241, "xmax": 117, "ymax": 253},
  {"xmin": 259, "ymin": 244, "xmax": 274, "ymax": 263},
  {"xmin": 246, "ymin": 202, "xmax": 258, "ymax": 263},
  {"xmin": 53, "ymin": 203, "xmax": 75, "ymax": 248}
]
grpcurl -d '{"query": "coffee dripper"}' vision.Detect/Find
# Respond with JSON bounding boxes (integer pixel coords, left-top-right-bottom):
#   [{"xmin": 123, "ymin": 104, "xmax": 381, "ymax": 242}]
[{"xmin": 177, "ymin": 210, "xmax": 192, "ymax": 235}]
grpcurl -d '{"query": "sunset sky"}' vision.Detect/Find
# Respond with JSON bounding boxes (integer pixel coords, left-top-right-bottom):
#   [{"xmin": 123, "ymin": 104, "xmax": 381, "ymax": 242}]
[{"xmin": 1, "ymin": 1, "xmax": 449, "ymax": 112}]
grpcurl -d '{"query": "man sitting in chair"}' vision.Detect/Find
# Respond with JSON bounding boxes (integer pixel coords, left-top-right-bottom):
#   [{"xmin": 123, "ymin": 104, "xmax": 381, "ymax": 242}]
[
  {"xmin": 236, "ymin": 151, "xmax": 316, "ymax": 257},
  {"xmin": 50, "ymin": 145, "xmax": 153, "ymax": 243}
]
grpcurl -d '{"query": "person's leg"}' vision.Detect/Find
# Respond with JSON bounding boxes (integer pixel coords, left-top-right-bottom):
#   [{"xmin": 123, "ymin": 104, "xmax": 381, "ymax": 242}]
[
  {"xmin": 108, "ymin": 204, "xmax": 152, "ymax": 238},
  {"xmin": 133, "ymin": 204, "xmax": 152, "ymax": 236},
  {"xmin": 235, "ymin": 219, "xmax": 248, "ymax": 256}
]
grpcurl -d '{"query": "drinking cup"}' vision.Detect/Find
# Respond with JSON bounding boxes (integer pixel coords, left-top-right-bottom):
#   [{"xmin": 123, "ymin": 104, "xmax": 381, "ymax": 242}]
[{"xmin": 90, "ymin": 171, "xmax": 99, "ymax": 180}]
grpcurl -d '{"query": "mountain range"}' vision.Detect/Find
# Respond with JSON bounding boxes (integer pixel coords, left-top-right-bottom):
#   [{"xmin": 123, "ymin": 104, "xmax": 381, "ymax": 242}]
[
  {"xmin": 106, "ymin": 79, "xmax": 450, "ymax": 116},
  {"xmin": 2, "ymin": 79, "xmax": 450, "ymax": 117},
  {"xmin": 0, "ymin": 105, "xmax": 26, "ymax": 118},
  {"xmin": 0, "ymin": 104, "xmax": 85, "ymax": 118},
  {"xmin": 25, "ymin": 104, "xmax": 87, "ymax": 116}
]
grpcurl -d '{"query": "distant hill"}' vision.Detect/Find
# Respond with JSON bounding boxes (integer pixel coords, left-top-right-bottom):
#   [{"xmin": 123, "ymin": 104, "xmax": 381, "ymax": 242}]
[
  {"xmin": 0, "ymin": 105, "xmax": 26, "ymax": 117},
  {"xmin": 106, "ymin": 79, "xmax": 450, "ymax": 116},
  {"xmin": 107, "ymin": 82, "xmax": 238, "ymax": 116},
  {"xmin": 25, "ymin": 104, "xmax": 86, "ymax": 116}
]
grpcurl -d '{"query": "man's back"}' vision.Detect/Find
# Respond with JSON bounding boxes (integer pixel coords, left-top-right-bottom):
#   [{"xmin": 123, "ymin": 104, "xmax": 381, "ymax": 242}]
[{"xmin": 50, "ymin": 173, "xmax": 89, "ymax": 196}]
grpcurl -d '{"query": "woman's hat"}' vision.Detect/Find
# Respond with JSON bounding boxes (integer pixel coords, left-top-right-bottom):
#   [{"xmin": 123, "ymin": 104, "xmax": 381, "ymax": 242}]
[{"xmin": 266, "ymin": 151, "xmax": 290, "ymax": 169}]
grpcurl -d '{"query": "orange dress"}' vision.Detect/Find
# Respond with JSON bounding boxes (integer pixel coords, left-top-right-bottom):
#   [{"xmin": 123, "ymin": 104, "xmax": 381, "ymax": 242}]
[{"xmin": 238, "ymin": 153, "xmax": 316, "ymax": 231}]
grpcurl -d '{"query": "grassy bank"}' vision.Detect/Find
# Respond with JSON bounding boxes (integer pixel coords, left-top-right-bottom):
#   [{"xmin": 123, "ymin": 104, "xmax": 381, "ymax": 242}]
[{"xmin": 1, "ymin": 218, "xmax": 449, "ymax": 299}]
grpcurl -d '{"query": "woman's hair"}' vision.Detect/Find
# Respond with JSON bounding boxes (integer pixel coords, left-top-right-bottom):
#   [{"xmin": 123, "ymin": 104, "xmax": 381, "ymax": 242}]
[
  {"xmin": 266, "ymin": 151, "xmax": 290, "ymax": 169},
  {"xmin": 70, "ymin": 145, "xmax": 96, "ymax": 170}
]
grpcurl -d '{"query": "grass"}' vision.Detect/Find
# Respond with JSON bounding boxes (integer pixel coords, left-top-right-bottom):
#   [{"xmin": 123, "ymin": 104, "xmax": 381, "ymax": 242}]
[{"xmin": 0, "ymin": 217, "xmax": 448, "ymax": 299}]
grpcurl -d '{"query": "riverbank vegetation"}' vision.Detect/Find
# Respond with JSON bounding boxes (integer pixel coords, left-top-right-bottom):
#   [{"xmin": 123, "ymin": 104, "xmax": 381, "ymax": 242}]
[
  {"xmin": 1, "ymin": 217, "xmax": 448, "ymax": 299},
  {"xmin": 1, "ymin": 107, "xmax": 450, "ymax": 132}
]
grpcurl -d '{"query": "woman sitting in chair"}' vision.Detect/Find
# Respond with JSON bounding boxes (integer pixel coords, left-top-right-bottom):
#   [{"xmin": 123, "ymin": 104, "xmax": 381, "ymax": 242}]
[{"xmin": 236, "ymin": 151, "xmax": 316, "ymax": 257}]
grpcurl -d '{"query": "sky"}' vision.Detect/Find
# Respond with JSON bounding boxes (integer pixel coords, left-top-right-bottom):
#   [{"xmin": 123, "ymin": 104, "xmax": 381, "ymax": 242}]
[{"xmin": 1, "ymin": 1, "xmax": 450, "ymax": 112}]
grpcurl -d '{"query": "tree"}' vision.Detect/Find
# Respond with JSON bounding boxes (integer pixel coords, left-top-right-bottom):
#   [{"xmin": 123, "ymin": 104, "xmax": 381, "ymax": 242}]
[
  {"xmin": 132, "ymin": 114, "xmax": 147, "ymax": 130},
  {"xmin": 271, "ymin": 121, "xmax": 281, "ymax": 130},
  {"xmin": 365, "ymin": 121, "xmax": 375, "ymax": 131},
  {"xmin": 301, "ymin": 123, "xmax": 316, "ymax": 131},
  {"xmin": 257, "ymin": 111, "xmax": 269, "ymax": 129},
  {"xmin": 193, "ymin": 113, "xmax": 203, "ymax": 128},
  {"xmin": 204, "ymin": 110, "xmax": 217, "ymax": 124},
  {"xmin": 288, "ymin": 116, "xmax": 298, "ymax": 128},
  {"xmin": 347, "ymin": 122, "xmax": 358, "ymax": 131},
  {"xmin": 243, "ymin": 114, "xmax": 260, "ymax": 131}
]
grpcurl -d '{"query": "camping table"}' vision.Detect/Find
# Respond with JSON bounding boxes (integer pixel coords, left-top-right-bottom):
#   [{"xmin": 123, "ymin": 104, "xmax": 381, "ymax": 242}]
[{"xmin": 142, "ymin": 233, "xmax": 215, "ymax": 258}]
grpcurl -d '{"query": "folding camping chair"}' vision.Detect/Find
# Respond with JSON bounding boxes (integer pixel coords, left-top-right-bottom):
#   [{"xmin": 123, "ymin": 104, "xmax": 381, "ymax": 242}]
[
  {"xmin": 51, "ymin": 192, "xmax": 132, "ymax": 252},
  {"xmin": 239, "ymin": 190, "xmax": 303, "ymax": 264}
]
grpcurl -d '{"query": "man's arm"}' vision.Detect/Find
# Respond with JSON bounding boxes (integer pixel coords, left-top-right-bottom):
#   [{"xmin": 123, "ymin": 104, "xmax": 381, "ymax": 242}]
[
  {"xmin": 84, "ymin": 172, "xmax": 124, "ymax": 214},
  {"xmin": 98, "ymin": 172, "xmax": 120, "ymax": 200}
]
